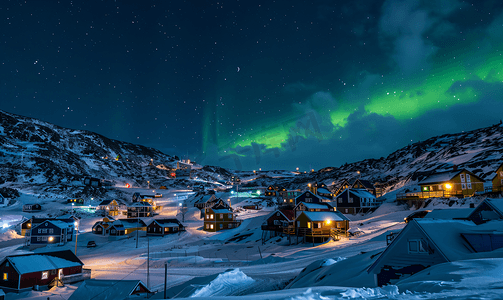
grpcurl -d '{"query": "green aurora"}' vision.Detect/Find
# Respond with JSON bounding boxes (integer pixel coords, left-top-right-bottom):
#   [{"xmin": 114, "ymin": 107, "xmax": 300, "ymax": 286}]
[{"xmin": 203, "ymin": 43, "xmax": 503, "ymax": 156}]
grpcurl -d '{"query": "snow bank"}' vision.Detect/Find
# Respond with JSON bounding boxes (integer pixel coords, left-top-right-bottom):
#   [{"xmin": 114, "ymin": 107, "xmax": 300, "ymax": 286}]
[
  {"xmin": 340, "ymin": 285, "xmax": 400, "ymax": 298},
  {"xmin": 288, "ymin": 288, "xmax": 332, "ymax": 300},
  {"xmin": 190, "ymin": 269, "xmax": 254, "ymax": 297},
  {"xmin": 321, "ymin": 257, "xmax": 346, "ymax": 267}
]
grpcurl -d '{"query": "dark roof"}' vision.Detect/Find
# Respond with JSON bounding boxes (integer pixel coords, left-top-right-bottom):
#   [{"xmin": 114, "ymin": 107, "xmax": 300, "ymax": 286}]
[
  {"xmin": 279, "ymin": 209, "xmax": 295, "ymax": 221},
  {"xmin": 152, "ymin": 218, "xmax": 183, "ymax": 226},
  {"xmin": 353, "ymin": 179, "xmax": 375, "ymax": 190}
]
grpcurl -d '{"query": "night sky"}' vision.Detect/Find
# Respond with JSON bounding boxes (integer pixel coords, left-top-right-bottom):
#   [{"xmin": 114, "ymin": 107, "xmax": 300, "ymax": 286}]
[{"xmin": 2, "ymin": 1, "xmax": 503, "ymax": 171}]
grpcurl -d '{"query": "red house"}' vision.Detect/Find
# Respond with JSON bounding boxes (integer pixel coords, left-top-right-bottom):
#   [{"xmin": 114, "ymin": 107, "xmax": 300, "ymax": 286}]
[{"xmin": 0, "ymin": 250, "xmax": 84, "ymax": 292}]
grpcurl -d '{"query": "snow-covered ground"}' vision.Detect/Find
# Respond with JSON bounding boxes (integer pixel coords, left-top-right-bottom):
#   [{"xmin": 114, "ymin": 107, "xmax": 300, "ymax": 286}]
[{"xmin": 2, "ymin": 189, "xmax": 502, "ymax": 300}]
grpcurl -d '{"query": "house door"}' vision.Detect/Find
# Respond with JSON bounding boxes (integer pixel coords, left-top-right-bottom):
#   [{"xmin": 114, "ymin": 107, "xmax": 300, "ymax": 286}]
[{"xmin": 58, "ymin": 269, "xmax": 63, "ymax": 279}]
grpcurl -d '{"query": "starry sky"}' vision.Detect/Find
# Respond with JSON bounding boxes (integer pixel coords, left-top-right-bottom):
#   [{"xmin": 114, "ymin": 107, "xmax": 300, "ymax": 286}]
[{"xmin": 2, "ymin": 0, "xmax": 503, "ymax": 171}]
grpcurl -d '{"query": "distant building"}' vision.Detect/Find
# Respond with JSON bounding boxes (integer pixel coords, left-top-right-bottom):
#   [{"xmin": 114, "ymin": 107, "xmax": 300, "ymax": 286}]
[
  {"xmin": 96, "ymin": 199, "xmax": 127, "ymax": 217},
  {"xmin": 127, "ymin": 202, "xmax": 153, "ymax": 218},
  {"xmin": 147, "ymin": 218, "xmax": 184, "ymax": 236},
  {"xmin": 492, "ymin": 162, "xmax": 503, "ymax": 193},
  {"xmin": 68, "ymin": 279, "xmax": 151, "ymax": 300},
  {"xmin": 22, "ymin": 204, "xmax": 42, "ymax": 212},
  {"xmin": 30, "ymin": 220, "xmax": 71, "ymax": 248},
  {"xmin": 203, "ymin": 206, "xmax": 241, "ymax": 232}
]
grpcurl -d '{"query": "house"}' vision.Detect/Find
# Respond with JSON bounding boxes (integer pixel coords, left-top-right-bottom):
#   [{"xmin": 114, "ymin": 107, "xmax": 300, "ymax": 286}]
[
  {"xmin": 203, "ymin": 206, "xmax": 241, "ymax": 232},
  {"xmin": 368, "ymin": 219, "xmax": 503, "ymax": 286},
  {"xmin": 20, "ymin": 216, "xmax": 77, "ymax": 237},
  {"xmin": 465, "ymin": 198, "xmax": 503, "ymax": 225},
  {"xmin": 335, "ymin": 188, "xmax": 378, "ymax": 214},
  {"xmin": 22, "ymin": 204, "xmax": 42, "ymax": 212},
  {"xmin": 398, "ymin": 168, "xmax": 485, "ymax": 204},
  {"xmin": 68, "ymin": 279, "xmax": 151, "ymax": 300},
  {"xmin": 352, "ymin": 179, "xmax": 378, "ymax": 196},
  {"xmin": 96, "ymin": 199, "xmax": 127, "ymax": 217},
  {"xmin": 194, "ymin": 194, "xmax": 217, "ymax": 210},
  {"xmin": 295, "ymin": 211, "xmax": 350, "ymax": 242},
  {"xmin": 30, "ymin": 220, "xmax": 71, "ymax": 248},
  {"xmin": 334, "ymin": 179, "xmax": 351, "ymax": 196},
  {"xmin": 0, "ymin": 250, "xmax": 84, "ymax": 292},
  {"xmin": 147, "ymin": 218, "xmax": 184, "ymax": 236},
  {"xmin": 294, "ymin": 191, "xmax": 324, "ymax": 206},
  {"xmin": 261, "ymin": 209, "xmax": 295, "ymax": 234},
  {"xmin": 19, "ymin": 218, "xmax": 32, "ymax": 236},
  {"xmin": 118, "ymin": 218, "xmax": 147, "ymax": 235},
  {"xmin": 174, "ymin": 160, "xmax": 192, "ymax": 178},
  {"xmin": 67, "ymin": 198, "xmax": 85, "ymax": 206},
  {"xmin": 279, "ymin": 189, "xmax": 302, "ymax": 205},
  {"xmin": 264, "ymin": 185, "xmax": 278, "ymax": 197},
  {"xmin": 294, "ymin": 202, "xmax": 335, "ymax": 218},
  {"xmin": 317, "ymin": 186, "xmax": 334, "ymax": 200},
  {"xmin": 91, "ymin": 217, "xmax": 116, "ymax": 235},
  {"xmin": 492, "ymin": 162, "xmax": 503, "ymax": 193},
  {"xmin": 84, "ymin": 176, "xmax": 102, "ymax": 187},
  {"xmin": 127, "ymin": 202, "xmax": 153, "ymax": 218}
]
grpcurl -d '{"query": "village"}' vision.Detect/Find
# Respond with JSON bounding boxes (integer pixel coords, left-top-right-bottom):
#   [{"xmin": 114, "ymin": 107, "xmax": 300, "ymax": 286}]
[{"xmin": 0, "ymin": 158, "xmax": 501, "ymax": 299}]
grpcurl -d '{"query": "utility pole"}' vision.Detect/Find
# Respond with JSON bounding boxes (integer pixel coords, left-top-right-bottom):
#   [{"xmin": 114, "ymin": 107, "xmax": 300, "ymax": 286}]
[
  {"xmin": 164, "ymin": 262, "xmax": 168, "ymax": 299},
  {"xmin": 136, "ymin": 217, "xmax": 139, "ymax": 248},
  {"xmin": 147, "ymin": 237, "xmax": 150, "ymax": 289}
]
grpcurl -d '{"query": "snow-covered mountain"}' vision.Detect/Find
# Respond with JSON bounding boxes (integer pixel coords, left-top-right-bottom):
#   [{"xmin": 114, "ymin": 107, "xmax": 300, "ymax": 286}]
[
  {"xmin": 1, "ymin": 109, "xmax": 503, "ymax": 198},
  {"xmin": 0, "ymin": 110, "xmax": 176, "ymax": 193},
  {"xmin": 255, "ymin": 121, "xmax": 503, "ymax": 195}
]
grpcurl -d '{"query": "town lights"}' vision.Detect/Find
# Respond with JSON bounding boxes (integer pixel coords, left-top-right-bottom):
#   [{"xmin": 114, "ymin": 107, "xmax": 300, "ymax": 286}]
[{"xmin": 445, "ymin": 183, "xmax": 452, "ymax": 189}]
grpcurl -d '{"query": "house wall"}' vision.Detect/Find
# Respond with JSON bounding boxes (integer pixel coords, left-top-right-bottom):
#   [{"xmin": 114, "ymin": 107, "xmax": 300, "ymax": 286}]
[
  {"xmin": 30, "ymin": 222, "xmax": 66, "ymax": 245},
  {"xmin": 147, "ymin": 223, "xmax": 178, "ymax": 235},
  {"xmin": 371, "ymin": 224, "xmax": 447, "ymax": 286},
  {"xmin": 492, "ymin": 165, "xmax": 503, "ymax": 192},
  {"xmin": 420, "ymin": 171, "xmax": 484, "ymax": 196},
  {"xmin": 19, "ymin": 266, "xmax": 82, "ymax": 289},
  {"xmin": 295, "ymin": 191, "xmax": 321, "ymax": 206},
  {"xmin": 0, "ymin": 261, "xmax": 19, "ymax": 289},
  {"xmin": 264, "ymin": 211, "xmax": 290, "ymax": 231},
  {"xmin": 335, "ymin": 190, "xmax": 362, "ymax": 214}
]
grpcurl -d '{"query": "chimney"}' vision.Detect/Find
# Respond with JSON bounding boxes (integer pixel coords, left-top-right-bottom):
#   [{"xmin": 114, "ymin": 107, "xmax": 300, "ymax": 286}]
[{"xmin": 453, "ymin": 165, "xmax": 458, "ymax": 171}]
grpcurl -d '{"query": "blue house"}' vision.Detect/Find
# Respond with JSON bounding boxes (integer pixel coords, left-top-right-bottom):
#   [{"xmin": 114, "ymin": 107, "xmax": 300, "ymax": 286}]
[
  {"xmin": 30, "ymin": 220, "xmax": 71, "ymax": 248},
  {"xmin": 367, "ymin": 219, "xmax": 503, "ymax": 286}
]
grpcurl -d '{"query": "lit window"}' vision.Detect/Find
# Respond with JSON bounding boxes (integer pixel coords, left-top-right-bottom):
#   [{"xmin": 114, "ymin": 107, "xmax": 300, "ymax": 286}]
[
  {"xmin": 42, "ymin": 271, "xmax": 48, "ymax": 279},
  {"xmin": 3, "ymin": 273, "xmax": 7, "ymax": 280},
  {"xmin": 210, "ymin": 214, "xmax": 214, "ymax": 219},
  {"xmin": 210, "ymin": 224, "xmax": 214, "ymax": 229}
]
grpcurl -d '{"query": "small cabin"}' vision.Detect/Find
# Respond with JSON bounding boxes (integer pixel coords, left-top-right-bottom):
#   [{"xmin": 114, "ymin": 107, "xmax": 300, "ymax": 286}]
[
  {"xmin": 295, "ymin": 211, "xmax": 350, "ymax": 242},
  {"xmin": 22, "ymin": 204, "xmax": 42, "ymax": 212},
  {"xmin": 294, "ymin": 191, "xmax": 323, "ymax": 206},
  {"xmin": 127, "ymin": 202, "xmax": 153, "ymax": 218},
  {"xmin": 96, "ymin": 199, "xmax": 127, "ymax": 217},
  {"xmin": 262, "ymin": 209, "xmax": 295, "ymax": 233},
  {"xmin": 147, "ymin": 218, "xmax": 184, "ymax": 236},
  {"xmin": 203, "ymin": 207, "xmax": 240, "ymax": 232},
  {"xmin": 0, "ymin": 250, "xmax": 84, "ymax": 292}
]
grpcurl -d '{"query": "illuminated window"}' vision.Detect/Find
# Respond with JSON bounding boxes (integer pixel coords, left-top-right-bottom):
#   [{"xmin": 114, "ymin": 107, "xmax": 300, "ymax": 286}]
[
  {"xmin": 3, "ymin": 273, "xmax": 7, "ymax": 280},
  {"xmin": 42, "ymin": 271, "xmax": 48, "ymax": 280},
  {"xmin": 210, "ymin": 224, "xmax": 214, "ymax": 229},
  {"xmin": 210, "ymin": 214, "xmax": 214, "ymax": 220}
]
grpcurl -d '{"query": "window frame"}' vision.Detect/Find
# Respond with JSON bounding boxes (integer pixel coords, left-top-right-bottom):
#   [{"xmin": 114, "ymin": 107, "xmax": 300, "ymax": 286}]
[
  {"xmin": 408, "ymin": 239, "xmax": 428, "ymax": 254},
  {"xmin": 42, "ymin": 271, "xmax": 49, "ymax": 280}
]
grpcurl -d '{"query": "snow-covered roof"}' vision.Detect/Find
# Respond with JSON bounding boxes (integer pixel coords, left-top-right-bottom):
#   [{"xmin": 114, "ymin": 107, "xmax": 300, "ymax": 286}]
[
  {"xmin": 34, "ymin": 220, "xmax": 70, "ymax": 229},
  {"xmin": 317, "ymin": 187, "xmax": 332, "ymax": 194},
  {"xmin": 7, "ymin": 254, "xmax": 82, "ymax": 274},
  {"xmin": 349, "ymin": 189, "xmax": 375, "ymax": 199},
  {"xmin": 416, "ymin": 219, "xmax": 503, "ymax": 261},
  {"xmin": 301, "ymin": 203, "xmax": 332, "ymax": 210},
  {"xmin": 418, "ymin": 171, "xmax": 461, "ymax": 185},
  {"xmin": 425, "ymin": 209, "xmax": 474, "ymax": 220},
  {"xmin": 68, "ymin": 279, "xmax": 149, "ymax": 300},
  {"xmin": 486, "ymin": 198, "xmax": 503, "ymax": 215},
  {"xmin": 301, "ymin": 211, "xmax": 346, "ymax": 222}
]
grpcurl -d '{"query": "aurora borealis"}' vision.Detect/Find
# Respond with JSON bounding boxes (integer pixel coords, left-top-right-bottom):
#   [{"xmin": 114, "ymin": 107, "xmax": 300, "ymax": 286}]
[{"xmin": 1, "ymin": 1, "xmax": 503, "ymax": 171}]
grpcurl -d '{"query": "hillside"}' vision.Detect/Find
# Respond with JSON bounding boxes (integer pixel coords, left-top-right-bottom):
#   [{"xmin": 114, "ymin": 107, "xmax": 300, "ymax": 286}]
[
  {"xmin": 252, "ymin": 122, "xmax": 503, "ymax": 195},
  {"xmin": 0, "ymin": 110, "xmax": 177, "ymax": 195}
]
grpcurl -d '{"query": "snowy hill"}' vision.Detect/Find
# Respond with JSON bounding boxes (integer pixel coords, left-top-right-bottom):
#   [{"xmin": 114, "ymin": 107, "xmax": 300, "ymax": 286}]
[
  {"xmin": 266, "ymin": 122, "xmax": 503, "ymax": 195},
  {"xmin": 0, "ymin": 110, "xmax": 177, "ymax": 194}
]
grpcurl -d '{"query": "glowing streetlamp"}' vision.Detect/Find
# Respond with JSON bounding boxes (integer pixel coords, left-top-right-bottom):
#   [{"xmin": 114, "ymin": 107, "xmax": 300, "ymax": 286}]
[
  {"xmin": 325, "ymin": 219, "xmax": 331, "ymax": 225},
  {"xmin": 445, "ymin": 183, "xmax": 452, "ymax": 189}
]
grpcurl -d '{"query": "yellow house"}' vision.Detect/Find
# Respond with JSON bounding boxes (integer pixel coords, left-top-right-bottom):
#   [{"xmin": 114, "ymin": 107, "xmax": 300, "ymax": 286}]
[
  {"xmin": 492, "ymin": 162, "xmax": 503, "ymax": 193},
  {"xmin": 418, "ymin": 168, "xmax": 484, "ymax": 198}
]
